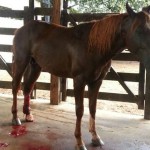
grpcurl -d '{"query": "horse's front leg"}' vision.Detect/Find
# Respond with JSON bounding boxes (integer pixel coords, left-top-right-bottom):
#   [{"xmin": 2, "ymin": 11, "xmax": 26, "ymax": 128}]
[
  {"xmin": 88, "ymin": 80, "xmax": 104, "ymax": 147},
  {"xmin": 73, "ymin": 78, "xmax": 87, "ymax": 150},
  {"xmin": 23, "ymin": 62, "xmax": 41, "ymax": 122}
]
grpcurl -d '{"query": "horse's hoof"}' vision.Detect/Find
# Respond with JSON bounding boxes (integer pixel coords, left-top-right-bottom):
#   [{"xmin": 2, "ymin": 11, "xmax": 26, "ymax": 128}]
[
  {"xmin": 25, "ymin": 114, "xmax": 34, "ymax": 122},
  {"xmin": 75, "ymin": 145, "xmax": 87, "ymax": 150},
  {"xmin": 92, "ymin": 138, "xmax": 104, "ymax": 146},
  {"xmin": 12, "ymin": 118, "xmax": 21, "ymax": 126}
]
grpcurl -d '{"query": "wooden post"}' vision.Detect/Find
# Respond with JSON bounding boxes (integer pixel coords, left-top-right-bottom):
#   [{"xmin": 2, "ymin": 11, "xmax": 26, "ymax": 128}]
[
  {"xmin": 61, "ymin": 0, "xmax": 68, "ymax": 26},
  {"xmin": 29, "ymin": 0, "xmax": 34, "ymax": 10},
  {"xmin": 24, "ymin": 3, "xmax": 35, "ymax": 98},
  {"xmin": 144, "ymin": 70, "xmax": 150, "ymax": 119},
  {"xmin": 138, "ymin": 63, "xmax": 145, "ymax": 109},
  {"xmin": 60, "ymin": 0, "xmax": 68, "ymax": 102},
  {"xmin": 50, "ymin": 0, "xmax": 61, "ymax": 105}
]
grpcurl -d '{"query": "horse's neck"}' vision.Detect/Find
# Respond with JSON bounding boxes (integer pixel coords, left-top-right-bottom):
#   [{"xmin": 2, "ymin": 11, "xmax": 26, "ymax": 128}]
[{"xmin": 101, "ymin": 34, "xmax": 126, "ymax": 63}]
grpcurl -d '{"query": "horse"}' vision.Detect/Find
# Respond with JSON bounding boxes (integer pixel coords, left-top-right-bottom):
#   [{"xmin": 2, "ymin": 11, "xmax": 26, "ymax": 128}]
[{"xmin": 11, "ymin": 3, "xmax": 150, "ymax": 150}]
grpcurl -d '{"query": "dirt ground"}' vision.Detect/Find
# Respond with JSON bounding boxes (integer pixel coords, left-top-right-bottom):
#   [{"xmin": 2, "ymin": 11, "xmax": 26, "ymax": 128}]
[{"xmin": 0, "ymin": 60, "xmax": 144, "ymax": 117}]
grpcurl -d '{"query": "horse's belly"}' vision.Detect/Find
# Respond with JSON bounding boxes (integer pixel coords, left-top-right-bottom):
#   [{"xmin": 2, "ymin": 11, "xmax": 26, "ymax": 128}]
[{"xmin": 37, "ymin": 59, "xmax": 72, "ymax": 78}]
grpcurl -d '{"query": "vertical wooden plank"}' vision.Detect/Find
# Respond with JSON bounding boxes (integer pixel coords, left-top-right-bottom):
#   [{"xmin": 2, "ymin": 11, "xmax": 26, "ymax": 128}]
[
  {"xmin": 50, "ymin": 0, "xmax": 61, "ymax": 105},
  {"xmin": 29, "ymin": 0, "xmax": 34, "ymax": 9},
  {"xmin": 51, "ymin": 0, "xmax": 61, "ymax": 23},
  {"xmin": 23, "ymin": 6, "xmax": 34, "ymax": 24},
  {"xmin": 138, "ymin": 63, "xmax": 145, "ymax": 109},
  {"xmin": 144, "ymin": 70, "xmax": 150, "ymax": 120},
  {"xmin": 61, "ymin": 78, "xmax": 67, "ymax": 101},
  {"xmin": 24, "ymin": 4, "xmax": 35, "ymax": 98},
  {"xmin": 60, "ymin": 0, "xmax": 68, "ymax": 102},
  {"xmin": 61, "ymin": 0, "xmax": 68, "ymax": 26}
]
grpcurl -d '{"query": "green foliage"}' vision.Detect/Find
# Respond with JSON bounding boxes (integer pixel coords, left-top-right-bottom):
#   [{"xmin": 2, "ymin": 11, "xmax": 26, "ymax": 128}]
[{"xmin": 68, "ymin": 0, "xmax": 150, "ymax": 13}]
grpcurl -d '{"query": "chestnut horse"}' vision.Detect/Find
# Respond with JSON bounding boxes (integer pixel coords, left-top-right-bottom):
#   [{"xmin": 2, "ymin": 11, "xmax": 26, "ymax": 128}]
[{"xmin": 11, "ymin": 3, "xmax": 150, "ymax": 150}]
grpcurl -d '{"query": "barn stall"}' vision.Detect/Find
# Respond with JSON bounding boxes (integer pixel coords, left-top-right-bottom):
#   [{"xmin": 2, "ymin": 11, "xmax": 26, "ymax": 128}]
[{"xmin": 0, "ymin": 0, "xmax": 150, "ymax": 150}]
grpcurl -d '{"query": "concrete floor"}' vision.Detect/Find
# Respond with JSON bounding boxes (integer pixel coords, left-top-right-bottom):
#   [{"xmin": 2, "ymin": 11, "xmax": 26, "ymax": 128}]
[{"xmin": 0, "ymin": 95, "xmax": 150, "ymax": 150}]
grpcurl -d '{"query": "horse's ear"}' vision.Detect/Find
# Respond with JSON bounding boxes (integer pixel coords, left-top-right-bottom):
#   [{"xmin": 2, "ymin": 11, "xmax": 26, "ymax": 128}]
[{"xmin": 126, "ymin": 2, "xmax": 136, "ymax": 18}]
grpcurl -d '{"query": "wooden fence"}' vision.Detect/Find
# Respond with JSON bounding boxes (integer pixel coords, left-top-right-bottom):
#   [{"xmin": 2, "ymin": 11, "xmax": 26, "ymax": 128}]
[{"xmin": 0, "ymin": 4, "xmax": 53, "ymax": 95}]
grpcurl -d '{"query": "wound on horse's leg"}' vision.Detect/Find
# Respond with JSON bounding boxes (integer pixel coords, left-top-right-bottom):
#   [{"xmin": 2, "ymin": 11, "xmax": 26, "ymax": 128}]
[
  {"xmin": 23, "ymin": 62, "xmax": 41, "ymax": 122},
  {"xmin": 23, "ymin": 95, "xmax": 30, "ymax": 114},
  {"xmin": 23, "ymin": 94, "xmax": 34, "ymax": 122}
]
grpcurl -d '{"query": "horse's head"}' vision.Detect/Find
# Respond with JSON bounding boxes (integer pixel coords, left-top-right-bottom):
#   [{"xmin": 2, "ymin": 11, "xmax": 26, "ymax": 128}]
[
  {"xmin": 123, "ymin": 3, "xmax": 150, "ymax": 69},
  {"xmin": 142, "ymin": 5, "xmax": 150, "ymax": 14}
]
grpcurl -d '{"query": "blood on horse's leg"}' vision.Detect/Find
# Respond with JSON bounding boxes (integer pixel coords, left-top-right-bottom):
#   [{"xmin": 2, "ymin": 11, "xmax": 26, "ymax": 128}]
[
  {"xmin": 23, "ymin": 62, "xmax": 41, "ymax": 122},
  {"xmin": 23, "ymin": 94, "xmax": 34, "ymax": 122}
]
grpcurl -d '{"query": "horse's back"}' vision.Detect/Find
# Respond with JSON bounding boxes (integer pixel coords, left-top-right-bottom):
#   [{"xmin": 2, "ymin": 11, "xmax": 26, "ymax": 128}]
[{"xmin": 12, "ymin": 20, "xmax": 96, "ymax": 78}]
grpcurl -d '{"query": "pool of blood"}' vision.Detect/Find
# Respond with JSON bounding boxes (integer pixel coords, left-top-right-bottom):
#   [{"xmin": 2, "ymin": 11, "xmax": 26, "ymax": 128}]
[
  {"xmin": 9, "ymin": 125, "xmax": 27, "ymax": 137},
  {"xmin": 22, "ymin": 143, "xmax": 51, "ymax": 150},
  {"xmin": 25, "ymin": 146, "xmax": 50, "ymax": 150},
  {"xmin": 0, "ymin": 142, "xmax": 9, "ymax": 148}
]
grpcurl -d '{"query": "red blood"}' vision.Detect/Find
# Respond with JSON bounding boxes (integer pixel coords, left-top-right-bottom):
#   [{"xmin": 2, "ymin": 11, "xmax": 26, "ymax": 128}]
[
  {"xmin": 9, "ymin": 125, "xmax": 27, "ymax": 137},
  {"xmin": 24, "ymin": 95, "xmax": 30, "ymax": 106},
  {"xmin": 22, "ymin": 144, "xmax": 50, "ymax": 150},
  {"xmin": 0, "ymin": 142, "xmax": 9, "ymax": 148},
  {"xmin": 28, "ymin": 146, "xmax": 50, "ymax": 150}
]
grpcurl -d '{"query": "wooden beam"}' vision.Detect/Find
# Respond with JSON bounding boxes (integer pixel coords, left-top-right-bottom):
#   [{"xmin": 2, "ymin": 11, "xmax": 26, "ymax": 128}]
[
  {"xmin": 144, "ymin": 70, "xmax": 150, "ymax": 119},
  {"xmin": 0, "ymin": 10, "xmax": 24, "ymax": 18},
  {"xmin": 0, "ymin": 44, "xmax": 12, "ymax": 52},
  {"xmin": 50, "ymin": 0, "xmax": 61, "ymax": 105},
  {"xmin": 66, "ymin": 89, "xmax": 137, "ymax": 103},
  {"xmin": 34, "ymin": 8, "xmax": 53, "ymax": 16},
  {"xmin": 0, "ymin": 28, "xmax": 16, "ymax": 35},
  {"xmin": 138, "ymin": 63, "xmax": 145, "ymax": 109}
]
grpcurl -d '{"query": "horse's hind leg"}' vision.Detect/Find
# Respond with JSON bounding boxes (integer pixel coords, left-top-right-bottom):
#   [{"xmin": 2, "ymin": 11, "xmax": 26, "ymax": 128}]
[
  {"xmin": 88, "ymin": 80, "xmax": 104, "ymax": 147},
  {"xmin": 23, "ymin": 59, "xmax": 41, "ymax": 122},
  {"xmin": 12, "ymin": 57, "xmax": 29, "ymax": 125}
]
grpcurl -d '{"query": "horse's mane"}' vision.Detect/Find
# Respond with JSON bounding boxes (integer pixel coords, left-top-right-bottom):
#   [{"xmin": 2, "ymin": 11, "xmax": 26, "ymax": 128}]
[{"xmin": 88, "ymin": 13, "xmax": 127, "ymax": 54}]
